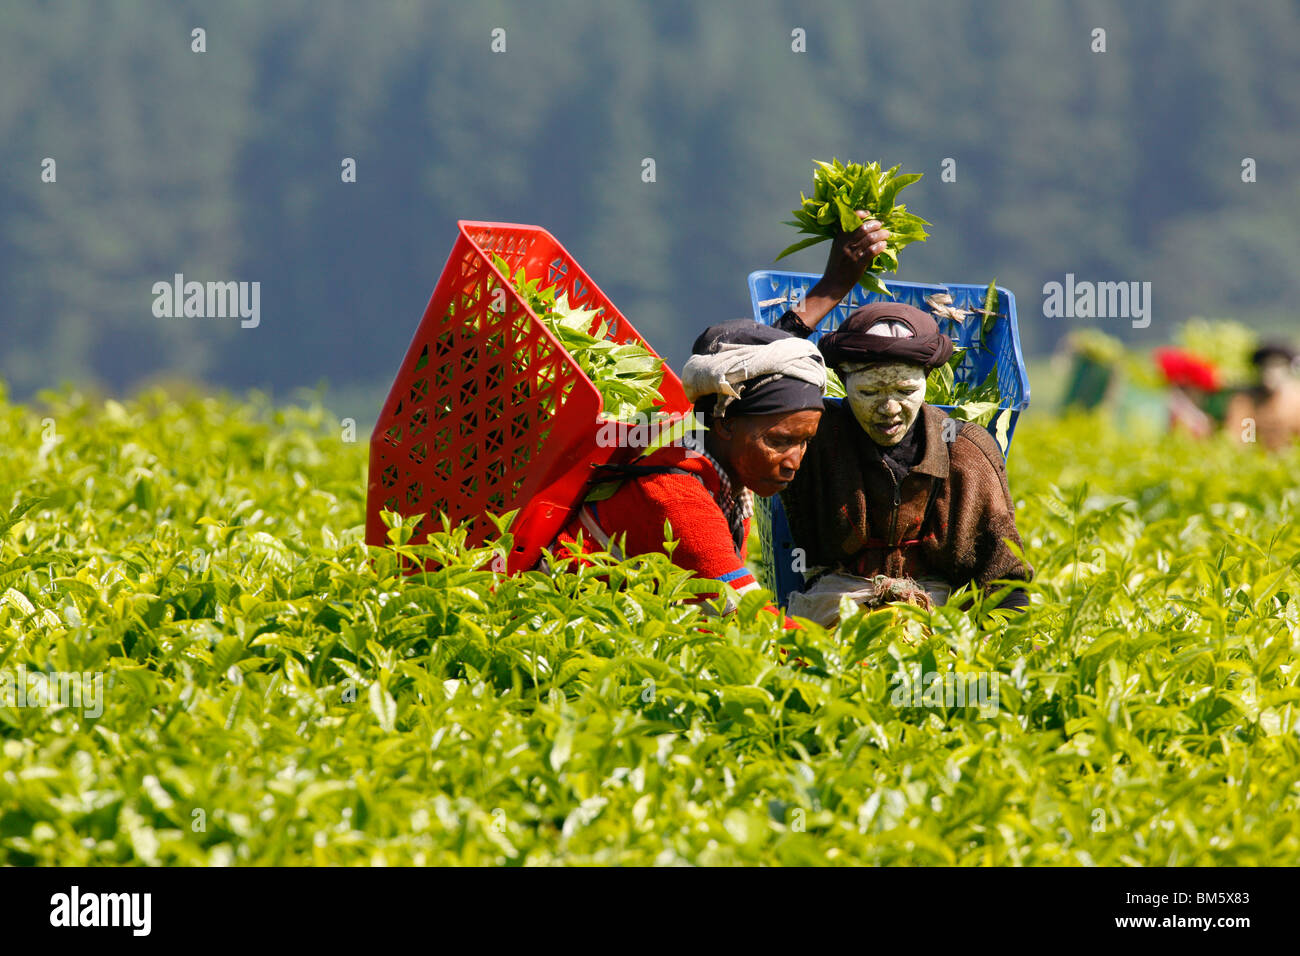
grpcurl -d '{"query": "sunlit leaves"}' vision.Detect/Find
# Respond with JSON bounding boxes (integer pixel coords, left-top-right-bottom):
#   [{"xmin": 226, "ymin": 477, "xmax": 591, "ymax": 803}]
[
  {"xmin": 776, "ymin": 158, "xmax": 930, "ymax": 298},
  {"xmin": 0, "ymin": 390, "xmax": 1299, "ymax": 864},
  {"xmin": 492, "ymin": 255, "xmax": 666, "ymax": 422}
]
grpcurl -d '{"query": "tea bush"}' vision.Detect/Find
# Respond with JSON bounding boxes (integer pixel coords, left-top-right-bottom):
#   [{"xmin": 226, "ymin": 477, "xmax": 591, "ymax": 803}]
[{"xmin": 1, "ymin": 386, "xmax": 1297, "ymax": 865}]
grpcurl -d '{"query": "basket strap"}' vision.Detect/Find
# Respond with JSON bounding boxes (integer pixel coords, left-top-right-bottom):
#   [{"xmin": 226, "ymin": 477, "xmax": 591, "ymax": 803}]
[
  {"xmin": 589, "ymin": 462, "xmax": 700, "ymax": 480},
  {"xmin": 577, "ymin": 505, "xmax": 621, "ymax": 560},
  {"xmin": 579, "ymin": 461, "xmax": 710, "ymax": 559}
]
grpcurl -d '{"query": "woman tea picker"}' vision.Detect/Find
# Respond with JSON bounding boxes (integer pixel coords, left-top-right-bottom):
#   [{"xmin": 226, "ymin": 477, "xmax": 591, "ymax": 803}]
[
  {"xmin": 773, "ymin": 216, "xmax": 1033, "ymax": 627},
  {"xmin": 549, "ymin": 320, "xmax": 827, "ymax": 613}
]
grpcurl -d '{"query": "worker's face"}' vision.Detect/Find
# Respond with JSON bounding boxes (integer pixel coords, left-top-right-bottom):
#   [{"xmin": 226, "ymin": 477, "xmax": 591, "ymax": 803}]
[
  {"xmin": 1260, "ymin": 356, "xmax": 1294, "ymax": 393},
  {"xmin": 844, "ymin": 362, "xmax": 927, "ymax": 446},
  {"xmin": 714, "ymin": 409, "xmax": 822, "ymax": 498}
]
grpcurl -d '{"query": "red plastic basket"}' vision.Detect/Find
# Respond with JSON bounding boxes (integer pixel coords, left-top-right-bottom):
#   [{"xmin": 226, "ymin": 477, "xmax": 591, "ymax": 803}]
[{"xmin": 366, "ymin": 221, "xmax": 689, "ymax": 571}]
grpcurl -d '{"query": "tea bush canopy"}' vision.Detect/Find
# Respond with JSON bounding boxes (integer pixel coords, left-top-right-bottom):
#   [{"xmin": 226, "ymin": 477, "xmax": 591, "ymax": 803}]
[{"xmin": 1, "ymin": 386, "xmax": 1298, "ymax": 864}]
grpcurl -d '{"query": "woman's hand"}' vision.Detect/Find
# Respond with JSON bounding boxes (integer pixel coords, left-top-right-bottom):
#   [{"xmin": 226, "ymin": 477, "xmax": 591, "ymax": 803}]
[
  {"xmin": 822, "ymin": 211, "xmax": 891, "ymax": 294},
  {"xmin": 789, "ymin": 211, "xmax": 890, "ymax": 332}
]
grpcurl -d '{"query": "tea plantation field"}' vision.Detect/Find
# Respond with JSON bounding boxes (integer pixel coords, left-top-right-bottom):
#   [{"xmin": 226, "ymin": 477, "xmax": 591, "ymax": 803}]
[{"xmin": 1, "ymin": 384, "xmax": 1298, "ymax": 865}]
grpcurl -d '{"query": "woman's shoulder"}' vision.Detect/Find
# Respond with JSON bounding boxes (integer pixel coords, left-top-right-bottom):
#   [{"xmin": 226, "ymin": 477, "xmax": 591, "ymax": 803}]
[{"xmin": 611, "ymin": 446, "xmax": 724, "ymax": 503}]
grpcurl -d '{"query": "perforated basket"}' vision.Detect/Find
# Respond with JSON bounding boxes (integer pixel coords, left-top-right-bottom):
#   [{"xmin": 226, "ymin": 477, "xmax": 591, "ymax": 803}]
[
  {"xmin": 748, "ymin": 271, "xmax": 1031, "ymax": 605},
  {"xmin": 366, "ymin": 221, "xmax": 689, "ymax": 571}
]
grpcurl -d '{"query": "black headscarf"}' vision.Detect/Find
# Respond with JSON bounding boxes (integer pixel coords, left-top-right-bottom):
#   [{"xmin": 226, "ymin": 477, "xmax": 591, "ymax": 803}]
[
  {"xmin": 1252, "ymin": 341, "xmax": 1298, "ymax": 366},
  {"xmin": 818, "ymin": 302, "xmax": 954, "ymax": 373}
]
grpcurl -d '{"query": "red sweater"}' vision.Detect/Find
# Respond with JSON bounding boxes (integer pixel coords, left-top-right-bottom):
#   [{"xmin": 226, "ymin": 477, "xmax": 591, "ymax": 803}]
[{"xmin": 549, "ymin": 446, "xmax": 759, "ymax": 599}]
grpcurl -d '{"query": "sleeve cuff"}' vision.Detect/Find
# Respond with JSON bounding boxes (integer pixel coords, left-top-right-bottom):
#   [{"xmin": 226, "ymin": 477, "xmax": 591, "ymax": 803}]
[{"xmin": 996, "ymin": 587, "xmax": 1030, "ymax": 611}]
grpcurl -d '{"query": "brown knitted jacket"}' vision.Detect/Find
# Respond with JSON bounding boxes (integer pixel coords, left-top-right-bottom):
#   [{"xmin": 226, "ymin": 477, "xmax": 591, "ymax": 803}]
[{"xmin": 781, "ymin": 401, "xmax": 1032, "ymax": 599}]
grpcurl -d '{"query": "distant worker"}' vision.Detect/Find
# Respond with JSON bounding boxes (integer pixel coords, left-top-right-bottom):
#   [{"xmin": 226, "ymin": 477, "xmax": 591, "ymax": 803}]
[
  {"xmin": 1154, "ymin": 347, "xmax": 1219, "ymax": 439},
  {"xmin": 1224, "ymin": 342, "xmax": 1300, "ymax": 450}
]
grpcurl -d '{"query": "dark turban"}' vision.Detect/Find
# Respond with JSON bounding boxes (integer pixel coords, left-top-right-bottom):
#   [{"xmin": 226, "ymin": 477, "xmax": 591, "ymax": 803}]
[
  {"xmin": 683, "ymin": 319, "xmax": 827, "ymax": 419},
  {"xmin": 1251, "ymin": 341, "xmax": 1298, "ymax": 367},
  {"xmin": 817, "ymin": 302, "xmax": 954, "ymax": 373}
]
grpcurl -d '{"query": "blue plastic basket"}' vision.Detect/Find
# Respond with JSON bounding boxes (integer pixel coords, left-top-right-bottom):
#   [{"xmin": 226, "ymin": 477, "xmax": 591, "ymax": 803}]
[{"xmin": 748, "ymin": 271, "xmax": 1031, "ymax": 606}]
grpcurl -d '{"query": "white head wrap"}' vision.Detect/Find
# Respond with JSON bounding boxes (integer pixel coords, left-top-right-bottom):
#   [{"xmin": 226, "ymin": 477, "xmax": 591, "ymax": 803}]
[{"xmin": 681, "ymin": 337, "xmax": 827, "ymax": 417}]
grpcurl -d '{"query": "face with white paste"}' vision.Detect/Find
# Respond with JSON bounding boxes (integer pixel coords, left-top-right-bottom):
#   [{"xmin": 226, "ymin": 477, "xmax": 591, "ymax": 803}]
[
  {"xmin": 1259, "ymin": 355, "xmax": 1295, "ymax": 394},
  {"xmin": 843, "ymin": 361, "xmax": 927, "ymax": 446}
]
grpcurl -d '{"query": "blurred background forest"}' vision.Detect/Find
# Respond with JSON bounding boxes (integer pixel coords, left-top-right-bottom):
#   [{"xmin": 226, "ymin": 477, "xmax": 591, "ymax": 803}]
[{"xmin": 2, "ymin": 0, "xmax": 1297, "ymax": 425}]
